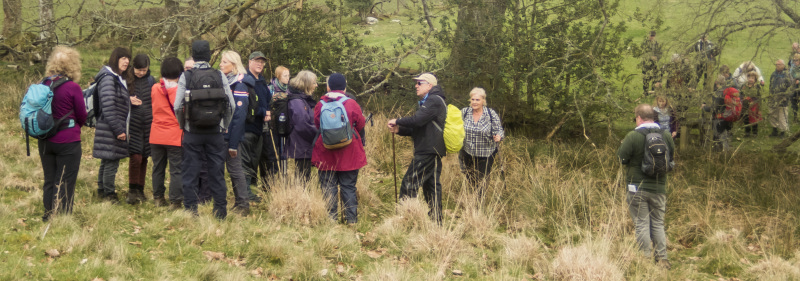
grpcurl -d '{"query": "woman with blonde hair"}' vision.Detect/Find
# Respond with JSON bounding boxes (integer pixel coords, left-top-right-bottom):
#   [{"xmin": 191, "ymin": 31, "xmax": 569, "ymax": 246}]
[
  {"xmin": 220, "ymin": 50, "xmax": 257, "ymax": 215},
  {"xmin": 37, "ymin": 46, "xmax": 87, "ymax": 221},
  {"xmin": 286, "ymin": 70, "xmax": 319, "ymax": 180},
  {"xmin": 460, "ymin": 87, "xmax": 504, "ymax": 200}
]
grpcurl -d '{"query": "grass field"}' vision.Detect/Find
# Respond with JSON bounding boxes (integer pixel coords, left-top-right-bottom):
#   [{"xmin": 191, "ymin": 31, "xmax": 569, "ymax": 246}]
[{"xmin": 2, "ymin": 0, "xmax": 800, "ymax": 280}]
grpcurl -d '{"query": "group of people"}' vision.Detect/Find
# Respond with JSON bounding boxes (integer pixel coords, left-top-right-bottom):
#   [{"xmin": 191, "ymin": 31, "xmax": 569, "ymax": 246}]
[
  {"xmin": 641, "ymin": 31, "xmax": 800, "ymax": 151},
  {"xmin": 34, "ymin": 41, "xmax": 506, "ymax": 224}
]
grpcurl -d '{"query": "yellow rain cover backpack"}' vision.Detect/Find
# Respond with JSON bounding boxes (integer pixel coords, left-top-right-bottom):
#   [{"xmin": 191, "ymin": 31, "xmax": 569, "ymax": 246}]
[{"xmin": 443, "ymin": 104, "xmax": 465, "ymax": 153}]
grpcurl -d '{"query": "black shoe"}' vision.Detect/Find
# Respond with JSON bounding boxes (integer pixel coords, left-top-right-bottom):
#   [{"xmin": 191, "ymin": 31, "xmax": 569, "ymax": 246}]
[
  {"xmin": 249, "ymin": 195, "xmax": 263, "ymax": 203},
  {"xmin": 233, "ymin": 206, "xmax": 250, "ymax": 217},
  {"xmin": 135, "ymin": 186, "xmax": 147, "ymax": 202},
  {"xmin": 169, "ymin": 201, "xmax": 183, "ymax": 210},
  {"xmin": 126, "ymin": 185, "xmax": 142, "ymax": 205},
  {"xmin": 102, "ymin": 192, "xmax": 120, "ymax": 205}
]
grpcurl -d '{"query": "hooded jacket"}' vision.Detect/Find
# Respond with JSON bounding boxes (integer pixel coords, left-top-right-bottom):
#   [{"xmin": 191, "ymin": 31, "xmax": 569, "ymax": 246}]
[
  {"xmin": 311, "ymin": 91, "xmax": 367, "ymax": 171},
  {"xmin": 92, "ymin": 66, "xmax": 131, "ymax": 160},
  {"xmin": 396, "ymin": 85, "xmax": 447, "ymax": 156}
]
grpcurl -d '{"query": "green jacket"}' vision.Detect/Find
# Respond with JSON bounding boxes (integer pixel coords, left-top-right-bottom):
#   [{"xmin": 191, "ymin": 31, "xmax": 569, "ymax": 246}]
[{"xmin": 617, "ymin": 124, "xmax": 675, "ymax": 194}]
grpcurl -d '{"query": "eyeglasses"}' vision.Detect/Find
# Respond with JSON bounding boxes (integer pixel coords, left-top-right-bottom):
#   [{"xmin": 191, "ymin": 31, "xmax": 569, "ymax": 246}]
[{"xmin": 416, "ymin": 81, "xmax": 428, "ymax": 86}]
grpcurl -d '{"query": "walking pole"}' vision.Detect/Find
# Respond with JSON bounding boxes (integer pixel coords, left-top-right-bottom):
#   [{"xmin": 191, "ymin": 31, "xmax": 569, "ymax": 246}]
[{"xmin": 392, "ymin": 133, "xmax": 398, "ymax": 211}]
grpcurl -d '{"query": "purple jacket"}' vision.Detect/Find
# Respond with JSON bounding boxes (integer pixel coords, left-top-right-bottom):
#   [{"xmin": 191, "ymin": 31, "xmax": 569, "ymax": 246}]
[
  {"xmin": 285, "ymin": 88, "xmax": 317, "ymax": 159},
  {"xmin": 45, "ymin": 79, "xmax": 87, "ymax": 143}
]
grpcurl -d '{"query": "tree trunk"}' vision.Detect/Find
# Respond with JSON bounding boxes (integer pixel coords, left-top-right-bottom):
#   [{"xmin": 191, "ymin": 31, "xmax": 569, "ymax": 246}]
[
  {"xmin": 2, "ymin": 0, "xmax": 22, "ymax": 39},
  {"xmin": 39, "ymin": 0, "xmax": 55, "ymax": 62},
  {"xmin": 773, "ymin": 130, "xmax": 800, "ymax": 153},
  {"xmin": 161, "ymin": 0, "xmax": 180, "ymax": 59},
  {"xmin": 447, "ymin": 0, "xmax": 508, "ymax": 98}
]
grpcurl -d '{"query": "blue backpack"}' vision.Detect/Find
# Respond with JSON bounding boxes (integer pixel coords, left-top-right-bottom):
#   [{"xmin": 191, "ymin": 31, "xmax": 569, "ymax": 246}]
[
  {"xmin": 19, "ymin": 76, "xmax": 74, "ymax": 155},
  {"xmin": 319, "ymin": 95, "xmax": 355, "ymax": 150}
]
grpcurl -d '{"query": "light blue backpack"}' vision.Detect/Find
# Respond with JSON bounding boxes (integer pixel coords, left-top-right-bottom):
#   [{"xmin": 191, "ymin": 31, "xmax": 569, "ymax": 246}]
[
  {"xmin": 319, "ymin": 96, "xmax": 354, "ymax": 150},
  {"xmin": 19, "ymin": 76, "xmax": 73, "ymax": 155}
]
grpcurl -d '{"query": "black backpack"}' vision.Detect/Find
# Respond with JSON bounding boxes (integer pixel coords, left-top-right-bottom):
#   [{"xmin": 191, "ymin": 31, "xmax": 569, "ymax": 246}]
[
  {"xmin": 271, "ymin": 95, "xmax": 303, "ymax": 136},
  {"xmin": 184, "ymin": 68, "xmax": 228, "ymax": 133},
  {"xmin": 245, "ymin": 85, "xmax": 258, "ymax": 124},
  {"xmin": 636, "ymin": 128, "xmax": 673, "ymax": 177}
]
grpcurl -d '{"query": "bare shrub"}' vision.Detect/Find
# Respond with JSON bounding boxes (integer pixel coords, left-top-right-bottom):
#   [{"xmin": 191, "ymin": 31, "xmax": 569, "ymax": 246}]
[{"xmin": 552, "ymin": 243, "xmax": 623, "ymax": 281}]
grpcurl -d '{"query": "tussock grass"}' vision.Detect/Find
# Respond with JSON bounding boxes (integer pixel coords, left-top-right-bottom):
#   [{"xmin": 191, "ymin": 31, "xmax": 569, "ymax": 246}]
[
  {"xmin": 744, "ymin": 256, "xmax": 800, "ymax": 281},
  {"xmin": 266, "ymin": 173, "xmax": 332, "ymax": 227},
  {"xmin": 551, "ymin": 241, "xmax": 625, "ymax": 281}
]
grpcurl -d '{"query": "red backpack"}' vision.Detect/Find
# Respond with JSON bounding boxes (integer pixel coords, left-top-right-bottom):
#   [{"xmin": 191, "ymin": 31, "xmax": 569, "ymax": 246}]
[{"xmin": 720, "ymin": 87, "xmax": 741, "ymax": 122}]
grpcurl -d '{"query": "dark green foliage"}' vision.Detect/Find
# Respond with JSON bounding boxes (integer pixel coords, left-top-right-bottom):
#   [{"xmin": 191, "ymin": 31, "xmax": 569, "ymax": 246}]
[{"xmin": 440, "ymin": 0, "xmax": 633, "ymax": 138}]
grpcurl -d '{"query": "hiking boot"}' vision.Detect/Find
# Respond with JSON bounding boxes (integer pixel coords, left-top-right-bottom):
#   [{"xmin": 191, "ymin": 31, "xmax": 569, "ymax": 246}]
[
  {"xmin": 233, "ymin": 206, "xmax": 250, "ymax": 217},
  {"xmin": 657, "ymin": 259, "xmax": 671, "ymax": 270},
  {"xmin": 135, "ymin": 186, "xmax": 147, "ymax": 202},
  {"xmin": 154, "ymin": 197, "xmax": 168, "ymax": 207},
  {"xmin": 249, "ymin": 195, "xmax": 263, "ymax": 203},
  {"xmin": 126, "ymin": 185, "xmax": 142, "ymax": 205},
  {"xmin": 102, "ymin": 192, "xmax": 120, "ymax": 205}
]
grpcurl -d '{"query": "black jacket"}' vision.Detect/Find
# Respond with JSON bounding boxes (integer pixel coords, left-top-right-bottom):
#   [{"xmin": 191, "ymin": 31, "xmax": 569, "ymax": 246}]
[
  {"xmin": 396, "ymin": 85, "xmax": 447, "ymax": 156},
  {"xmin": 128, "ymin": 73, "xmax": 155, "ymax": 156},
  {"xmin": 92, "ymin": 67, "xmax": 130, "ymax": 160}
]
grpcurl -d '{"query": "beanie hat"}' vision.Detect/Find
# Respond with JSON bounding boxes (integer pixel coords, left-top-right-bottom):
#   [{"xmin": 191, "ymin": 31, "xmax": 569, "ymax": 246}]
[
  {"xmin": 192, "ymin": 40, "xmax": 211, "ymax": 62},
  {"xmin": 327, "ymin": 73, "xmax": 347, "ymax": 91}
]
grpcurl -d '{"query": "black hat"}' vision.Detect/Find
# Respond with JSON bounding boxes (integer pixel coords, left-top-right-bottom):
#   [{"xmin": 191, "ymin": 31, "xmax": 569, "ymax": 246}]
[
  {"xmin": 328, "ymin": 73, "xmax": 346, "ymax": 91},
  {"xmin": 192, "ymin": 40, "xmax": 211, "ymax": 62}
]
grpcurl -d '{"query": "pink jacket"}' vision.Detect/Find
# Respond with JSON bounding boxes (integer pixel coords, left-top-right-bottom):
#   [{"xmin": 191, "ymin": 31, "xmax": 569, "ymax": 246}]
[{"xmin": 311, "ymin": 92, "xmax": 367, "ymax": 171}]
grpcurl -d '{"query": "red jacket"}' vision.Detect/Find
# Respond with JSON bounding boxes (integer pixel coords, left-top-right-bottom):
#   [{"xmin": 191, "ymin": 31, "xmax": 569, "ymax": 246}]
[
  {"xmin": 311, "ymin": 92, "xmax": 367, "ymax": 171},
  {"xmin": 149, "ymin": 79, "xmax": 182, "ymax": 146}
]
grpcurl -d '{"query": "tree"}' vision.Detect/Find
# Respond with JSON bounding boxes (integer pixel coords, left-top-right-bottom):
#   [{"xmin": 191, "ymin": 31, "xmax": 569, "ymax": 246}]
[
  {"xmin": 160, "ymin": 0, "xmax": 180, "ymax": 59},
  {"xmin": 39, "ymin": 0, "xmax": 55, "ymax": 61},
  {"xmin": 2, "ymin": 0, "xmax": 22, "ymax": 39}
]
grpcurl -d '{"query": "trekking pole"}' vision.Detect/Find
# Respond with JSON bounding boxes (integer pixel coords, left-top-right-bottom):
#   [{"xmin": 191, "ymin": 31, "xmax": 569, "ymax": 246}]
[{"xmin": 392, "ymin": 133, "xmax": 398, "ymax": 211}]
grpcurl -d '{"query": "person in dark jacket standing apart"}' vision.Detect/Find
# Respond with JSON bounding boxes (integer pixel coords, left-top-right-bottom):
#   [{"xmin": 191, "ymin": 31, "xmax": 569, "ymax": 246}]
[
  {"xmin": 93, "ymin": 47, "xmax": 132, "ymax": 204},
  {"xmin": 618, "ymin": 104, "xmax": 675, "ymax": 269},
  {"xmin": 312, "ymin": 73, "xmax": 367, "ymax": 224},
  {"xmin": 243, "ymin": 51, "xmax": 271, "ymax": 201},
  {"xmin": 174, "ymin": 40, "xmax": 235, "ymax": 219},
  {"xmin": 387, "ymin": 73, "xmax": 447, "ymax": 223},
  {"xmin": 150, "ymin": 57, "xmax": 184, "ymax": 208},
  {"xmin": 38, "ymin": 46, "xmax": 87, "ymax": 221},
  {"xmin": 126, "ymin": 54, "xmax": 155, "ymax": 204},
  {"xmin": 220, "ymin": 50, "xmax": 253, "ymax": 216},
  {"xmin": 769, "ymin": 59, "xmax": 792, "ymax": 137},
  {"xmin": 286, "ymin": 70, "xmax": 319, "ymax": 181}
]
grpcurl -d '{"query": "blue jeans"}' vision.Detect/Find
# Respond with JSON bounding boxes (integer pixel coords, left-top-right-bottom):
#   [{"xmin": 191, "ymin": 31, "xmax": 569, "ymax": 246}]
[
  {"xmin": 319, "ymin": 170, "xmax": 359, "ymax": 223},
  {"xmin": 626, "ymin": 190, "xmax": 668, "ymax": 261},
  {"xmin": 182, "ymin": 132, "xmax": 227, "ymax": 219}
]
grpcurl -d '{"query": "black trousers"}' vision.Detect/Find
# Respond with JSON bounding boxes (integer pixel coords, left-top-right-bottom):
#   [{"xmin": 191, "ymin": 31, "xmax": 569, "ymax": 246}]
[
  {"xmin": 258, "ymin": 130, "xmax": 282, "ymax": 186},
  {"xmin": 294, "ymin": 158, "xmax": 313, "ymax": 182},
  {"xmin": 319, "ymin": 170, "xmax": 359, "ymax": 223},
  {"xmin": 38, "ymin": 140, "xmax": 81, "ymax": 218},
  {"xmin": 182, "ymin": 131, "xmax": 227, "ymax": 219},
  {"xmin": 150, "ymin": 144, "xmax": 183, "ymax": 203},
  {"xmin": 400, "ymin": 154, "xmax": 443, "ymax": 223},
  {"xmin": 459, "ymin": 149, "xmax": 496, "ymax": 200}
]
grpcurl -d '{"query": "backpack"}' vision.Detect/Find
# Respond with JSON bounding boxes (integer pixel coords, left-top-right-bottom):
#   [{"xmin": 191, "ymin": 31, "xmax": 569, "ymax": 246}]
[
  {"xmin": 636, "ymin": 128, "xmax": 673, "ymax": 177},
  {"xmin": 245, "ymin": 86, "xmax": 258, "ymax": 124},
  {"xmin": 19, "ymin": 76, "xmax": 73, "ymax": 155},
  {"xmin": 271, "ymin": 94, "xmax": 303, "ymax": 136},
  {"xmin": 184, "ymin": 68, "xmax": 228, "ymax": 133},
  {"xmin": 432, "ymin": 96, "xmax": 465, "ymax": 153},
  {"xmin": 319, "ymin": 95, "xmax": 356, "ymax": 150},
  {"xmin": 82, "ymin": 72, "xmax": 116, "ymax": 128},
  {"xmin": 721, "ymin": 87, "xmax": 741, "ymax": 122}
]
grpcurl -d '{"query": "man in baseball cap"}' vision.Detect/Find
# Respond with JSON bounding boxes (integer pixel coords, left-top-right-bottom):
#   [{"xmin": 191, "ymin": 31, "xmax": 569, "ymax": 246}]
[{"xmin": 387, "ymin": 72, "xmax": 447, "ymax": 223}]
